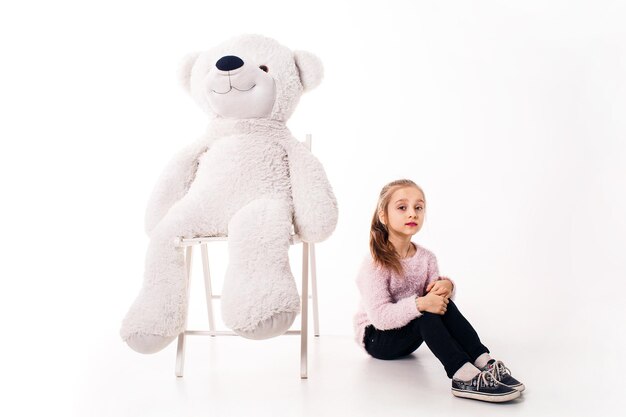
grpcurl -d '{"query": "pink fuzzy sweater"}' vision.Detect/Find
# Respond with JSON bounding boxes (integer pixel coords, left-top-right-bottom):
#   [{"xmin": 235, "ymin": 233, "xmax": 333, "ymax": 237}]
[{"xmin": 353, "ymin": 244, "xmax": 456, "ymax": 348}]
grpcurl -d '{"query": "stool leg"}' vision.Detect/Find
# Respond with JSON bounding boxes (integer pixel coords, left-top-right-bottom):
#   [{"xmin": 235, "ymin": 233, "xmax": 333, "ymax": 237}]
[
  {"xmin": 201, "ymin": 243, "xmax": 216, "ymax": 335},
  {"xmin": 175, "ymin": 245, "xmax": 193, "ymax": 377},
  {"xmin": 300, "ymin": 243, "xmax": 309, "ymax": 379},
  {"xmin": 175, "ymin": 333, "xmax": 186, "ymax": 378},
  {"xmin": 310, "ymin": 243, "xmax": 320, "ymax": 337}
]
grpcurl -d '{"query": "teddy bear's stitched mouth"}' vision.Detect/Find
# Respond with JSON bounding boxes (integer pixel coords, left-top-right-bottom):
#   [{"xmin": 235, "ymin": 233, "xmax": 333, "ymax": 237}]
[{"xmin": 211, "ymin": 84, "xmax": 256, "ymax": 95}]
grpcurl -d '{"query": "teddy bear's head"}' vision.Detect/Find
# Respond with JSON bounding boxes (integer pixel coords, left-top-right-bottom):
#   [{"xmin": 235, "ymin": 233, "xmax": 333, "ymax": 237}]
[{"xmin": 179, "ymin": 34, "xmax": 323, "ymax": 122}]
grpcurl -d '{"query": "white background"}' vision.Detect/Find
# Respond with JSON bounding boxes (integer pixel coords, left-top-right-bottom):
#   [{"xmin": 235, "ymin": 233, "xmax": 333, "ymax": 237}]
[{"xmin": 1, "ymin": 0, "xmax": 625, "ymax": 415}]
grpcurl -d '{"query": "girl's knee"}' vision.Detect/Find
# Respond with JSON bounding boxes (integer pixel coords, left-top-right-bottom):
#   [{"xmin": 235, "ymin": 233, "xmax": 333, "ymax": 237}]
[
  {"xmin": 421, "ymin": 312, "xmax": 440, "ymax": 320},
  {"xmin": 445, "ymin": 299, "xmax": 459, "ymax": 313}
]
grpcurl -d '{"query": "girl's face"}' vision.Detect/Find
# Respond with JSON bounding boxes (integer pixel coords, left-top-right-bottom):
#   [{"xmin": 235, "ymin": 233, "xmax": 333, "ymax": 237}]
[{"xmin": 379, "ymin": 186, "xmax": 425, "ymax": 238}]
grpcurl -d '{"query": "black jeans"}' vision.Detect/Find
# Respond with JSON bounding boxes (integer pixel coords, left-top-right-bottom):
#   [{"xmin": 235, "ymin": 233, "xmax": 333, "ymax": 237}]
[{"xmin": 364, "ymin": 300, "xmax": 489, "ymax": 379}]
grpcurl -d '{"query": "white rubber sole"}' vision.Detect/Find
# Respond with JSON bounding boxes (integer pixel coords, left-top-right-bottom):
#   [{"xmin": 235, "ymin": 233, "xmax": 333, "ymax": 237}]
[{"xmin": 452, "ymin": 388, "xmax": 521, "ymax": 403}]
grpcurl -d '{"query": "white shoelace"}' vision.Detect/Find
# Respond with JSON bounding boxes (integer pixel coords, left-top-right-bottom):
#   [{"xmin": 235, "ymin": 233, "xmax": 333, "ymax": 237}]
[
  {"xmin": 475, "ymin": 370, "xmax": 500, "ymax": 389},
  {"xmin": 488, "ymin": 360, "xmax": 511, "ymax": 381},
  {"xmin": 480, "ymin": 361, "xmax": 516, "ymax": 389}
]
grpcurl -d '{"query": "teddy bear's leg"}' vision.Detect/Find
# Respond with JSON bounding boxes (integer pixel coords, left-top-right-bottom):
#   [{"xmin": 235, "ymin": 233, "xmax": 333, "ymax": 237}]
[
  {"xmin": 221, "ymin": 198, "xmax": 301, "ymax": 339},
  {"xmin": 120, "ymin": 233, "xmax": 187, "ymax": 353},
  {"xmin": 120, "ymin": 196, "xmax": 213, "ymax": 354}
]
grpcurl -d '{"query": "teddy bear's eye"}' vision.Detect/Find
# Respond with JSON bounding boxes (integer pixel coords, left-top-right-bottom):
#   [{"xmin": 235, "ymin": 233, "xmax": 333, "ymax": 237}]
[{"xmin": 259, "ymin": 65, "xmax": 269, "ymax": 73}]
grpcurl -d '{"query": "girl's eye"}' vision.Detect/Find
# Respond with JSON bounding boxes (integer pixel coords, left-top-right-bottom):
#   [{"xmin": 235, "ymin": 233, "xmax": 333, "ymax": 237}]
[
  {"xmin": 398, "ymin": 206, "xmax": 406, "ymax": 210},
  {"xmin": 259, "ymin": 65, "xmax": 269, "ymax": 72},
  {"xmin": 416, "ymin": 206, "xmax": 424, "ymax": 211}
]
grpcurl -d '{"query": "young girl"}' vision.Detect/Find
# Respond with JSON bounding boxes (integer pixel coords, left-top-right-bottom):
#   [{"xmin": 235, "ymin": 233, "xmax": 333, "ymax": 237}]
[{"xmin": 354, "ymin": 179, "xmax": 524, "ymax": 403}]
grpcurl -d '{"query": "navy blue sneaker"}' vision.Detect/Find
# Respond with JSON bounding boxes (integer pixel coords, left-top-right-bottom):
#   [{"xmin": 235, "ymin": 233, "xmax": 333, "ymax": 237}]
[
  {"xmin": 452, "ymin": 370, "xmax": 520, "ymax": 403},
  {"xmin": 482, "ymin": 359, "xmax": 525, "ymax": 392}
]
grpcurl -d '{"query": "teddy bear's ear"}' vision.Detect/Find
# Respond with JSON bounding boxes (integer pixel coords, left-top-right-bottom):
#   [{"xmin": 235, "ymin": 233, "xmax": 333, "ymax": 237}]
[
  {"xmin": 178, "ymin": 52, "xmax": 200, "ymax": 93},
  {"xmin": 294, "ymin": 50, "xmax": 324, "ymax": 92}
]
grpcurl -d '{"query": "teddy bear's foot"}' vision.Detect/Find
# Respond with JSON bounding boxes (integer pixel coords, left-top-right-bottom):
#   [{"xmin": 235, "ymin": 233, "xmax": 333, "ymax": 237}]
[
  {"xmin": 121, "ymin": 283, "xmax": 187, "ymax": 354},
  {"xmin": 120, "ymin": 284, "xmax": 187, "ymax": 354},
  {"xmin": 125, "ymin": 334, "xmax": 178, "ymax": 354},
  {"xmin": 232, "ymin": 311, "xmax": 297, "ymax": 340}
]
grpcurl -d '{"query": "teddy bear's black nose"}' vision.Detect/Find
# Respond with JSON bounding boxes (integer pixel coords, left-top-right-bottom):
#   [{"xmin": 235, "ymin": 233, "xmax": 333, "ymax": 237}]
[{"xmin": 215, "ymin": 55, "xmax": 244, "ymax": 71}]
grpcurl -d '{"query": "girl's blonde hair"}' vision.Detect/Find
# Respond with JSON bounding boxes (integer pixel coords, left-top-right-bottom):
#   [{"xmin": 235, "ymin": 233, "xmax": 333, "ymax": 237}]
[{"xmin": 370, "ymin": 179, "xmax": 425, "ymax": 274}]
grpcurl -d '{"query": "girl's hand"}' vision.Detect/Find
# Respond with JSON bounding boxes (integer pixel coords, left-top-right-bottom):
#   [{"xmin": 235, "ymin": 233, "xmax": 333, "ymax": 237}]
[
  {"xmin": 416, "ymin": 292, "xmax": 449, "ymax": 315},
  {"xmin": 426, "ymin": 278, "xmax": 454, "ymax": 299}
]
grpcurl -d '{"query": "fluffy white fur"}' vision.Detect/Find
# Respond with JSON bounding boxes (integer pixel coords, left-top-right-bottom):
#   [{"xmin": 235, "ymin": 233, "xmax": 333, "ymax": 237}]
[{"xmin": 120, "ymin": 34, "xmax": 337, "ymax": 354}]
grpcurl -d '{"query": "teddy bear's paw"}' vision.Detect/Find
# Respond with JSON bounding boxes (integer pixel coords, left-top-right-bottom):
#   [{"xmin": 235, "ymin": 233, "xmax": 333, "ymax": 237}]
[
  {"xmin": 233, "ymin": 311, "xmax": 297, "ymax": 340},
  {"xmin": 125, "ymin": 333, "xmax": 178, "ymax": 354},
  {"xmin": 120, "ymin": 282, "xmax": 188, "ymax": 354}
]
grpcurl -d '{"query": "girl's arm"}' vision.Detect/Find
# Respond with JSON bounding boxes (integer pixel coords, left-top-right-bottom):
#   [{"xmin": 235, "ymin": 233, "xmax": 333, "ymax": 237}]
[
  {"xmin": 424, "ymin": 253, "xmax": 456, "ymax": 300},
  {"xmin": 356, "ymin": 262, "xmax": 422, "ymax": 330}
]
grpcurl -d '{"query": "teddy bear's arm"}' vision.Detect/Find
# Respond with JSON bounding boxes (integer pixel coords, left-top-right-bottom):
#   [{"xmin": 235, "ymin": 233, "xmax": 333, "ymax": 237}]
[
  {"xmin": 287, "ymin": 142, "xmax": 338, "ymax": 243},
  {"xmin": 144, "ymin": 138, "xmax": 209, "ymax": 235}
]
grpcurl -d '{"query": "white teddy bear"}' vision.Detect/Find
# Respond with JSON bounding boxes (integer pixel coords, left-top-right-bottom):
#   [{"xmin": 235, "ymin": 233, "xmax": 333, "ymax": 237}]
[{"xmin": 120, "ymin": 34, "xmax": 338, "ymax": 354}]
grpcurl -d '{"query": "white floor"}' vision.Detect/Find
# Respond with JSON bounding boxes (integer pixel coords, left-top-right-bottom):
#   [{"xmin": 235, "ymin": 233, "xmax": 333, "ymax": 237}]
[{"xmin": 67, "ymin": 330, "xmax": 619, "ymax": 417}]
